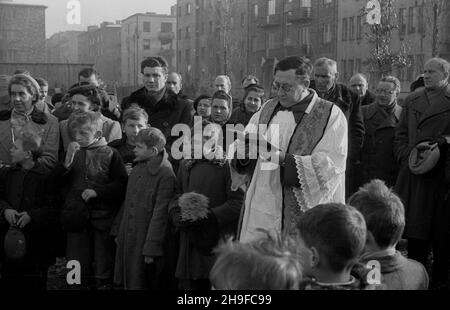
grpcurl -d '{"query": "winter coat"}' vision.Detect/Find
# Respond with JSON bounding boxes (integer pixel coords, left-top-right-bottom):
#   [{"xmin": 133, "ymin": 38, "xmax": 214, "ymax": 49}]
[
  {"xmin": 114, "ymin": 151, "xmax": 176, "ymax": 290},
  {"xmin": 126, "ymin": 87, "xmax": 193, "ymax": 150},
  {"xmin": 394, "ymin": 85, "xmax": 450, "ymax": 240},
  {"xmin": 361, "ymin": 90, "xmax": 377, "ymax": 107},
  {"xmin": 356, "ymin": 102, "xmax": 402, "ymax": 188},
  {"xmin": 108, "ymin": 136, "xmax": 136, "ymax": 166},
  {"xmin": 360, "ymin": 251, "xmax": 429, "ymax": 290},
  {"xmin": 169, "ymin": 159, "xmax": 244, "ymax": 280},
  {"xmin": 0, "ymin": 108, "xmax": 60, "ymax": 170},
  {"xmin": 54, "ymin": 138, "xmax": 128, "ymax": 232},
  {"xmin": 0, "ymin": 163, "xmax": 59, "ymax": 267},
  {"xmin": 229, "ymin": 105, "xmax": 255, "ymax": 127}
]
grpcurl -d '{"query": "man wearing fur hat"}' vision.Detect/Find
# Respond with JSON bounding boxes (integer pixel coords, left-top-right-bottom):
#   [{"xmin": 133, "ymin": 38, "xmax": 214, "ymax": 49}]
[
  {"xmin": 0, "ymin": 74, "xmax": 60, "ymax": 170},
  {"xmin": 394, "ymin": 57, "xmax": 450, "ymax": 289}
]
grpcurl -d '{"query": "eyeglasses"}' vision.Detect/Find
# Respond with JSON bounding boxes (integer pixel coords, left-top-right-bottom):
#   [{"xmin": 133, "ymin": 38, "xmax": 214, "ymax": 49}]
[
  {"xmin": 272, "ymin": 82, "xmax": 294, "ymax": 93},
  {"xmin": 376, "ymin": 89, "xmax": 396, "ymax": 95}
]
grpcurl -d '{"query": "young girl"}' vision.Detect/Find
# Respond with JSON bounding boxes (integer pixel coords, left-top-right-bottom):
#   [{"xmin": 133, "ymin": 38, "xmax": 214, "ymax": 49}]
[
  {"xmin": 193, "ymin": 95, "xmax": 212, "ymax": 119},
  {"xmin": 229, "ymin": 84, "xmax": 265, "ymax": 127},
  {"xmin": 169, "ymin": 119, "xmax": 244, "ymax": 290}
]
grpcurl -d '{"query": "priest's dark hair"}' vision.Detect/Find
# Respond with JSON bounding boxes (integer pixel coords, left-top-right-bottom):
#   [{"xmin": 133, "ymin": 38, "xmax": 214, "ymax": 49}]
[{"xmin": 274, "ymin": 56, "xmax": 313, "ymax": 78}]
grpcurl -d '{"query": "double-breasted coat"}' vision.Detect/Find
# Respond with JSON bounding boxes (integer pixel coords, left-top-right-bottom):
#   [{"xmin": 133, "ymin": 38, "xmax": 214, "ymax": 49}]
[
  {"xmin": 357, "ymin": 103, "xmax": 402, "ymax": 188},
  {"xmin": 114, "ymin": 151, "xmax": 176, "ymax": 290},
  {"xmin": 394, "ymin": 85, "xmax": 450, "ymax": 240}
]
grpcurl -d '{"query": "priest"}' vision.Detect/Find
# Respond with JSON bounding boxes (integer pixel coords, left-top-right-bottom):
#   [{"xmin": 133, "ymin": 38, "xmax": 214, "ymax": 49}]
[{"xmin": 230, "ymin": 56, "xmax": 348, "ymax": 243}]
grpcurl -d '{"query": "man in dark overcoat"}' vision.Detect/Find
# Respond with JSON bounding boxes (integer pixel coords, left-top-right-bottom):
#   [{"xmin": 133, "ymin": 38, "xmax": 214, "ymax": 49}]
[{"xmin": 394, "ymin": 57, "xmax": 450, "ymax": 288}]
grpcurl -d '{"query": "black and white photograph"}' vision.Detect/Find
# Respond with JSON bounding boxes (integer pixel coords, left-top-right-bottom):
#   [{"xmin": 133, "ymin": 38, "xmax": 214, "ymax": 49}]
[{"xmin": 0, "ymin": 0, "xmax": 449, "ymax": 296}]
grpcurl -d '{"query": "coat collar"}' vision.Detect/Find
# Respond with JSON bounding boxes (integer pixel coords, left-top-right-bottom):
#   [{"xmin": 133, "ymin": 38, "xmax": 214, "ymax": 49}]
[
  {"xmin": 144, "ymin": 149, "xmax": 170, "ymax": 176},
  {"xmin": 9, "ymin": 161, "xmax": 48, "ymax": 175},
  {"xmin": 417, "ymin": 84, "xmax": 450, "ymax": 125}
]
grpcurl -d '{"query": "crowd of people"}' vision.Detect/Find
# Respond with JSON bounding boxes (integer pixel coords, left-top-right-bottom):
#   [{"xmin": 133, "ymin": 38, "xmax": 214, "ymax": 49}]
[{"xmin": 0, "ymin": 53, "xmax": 448, "ymax": 291}]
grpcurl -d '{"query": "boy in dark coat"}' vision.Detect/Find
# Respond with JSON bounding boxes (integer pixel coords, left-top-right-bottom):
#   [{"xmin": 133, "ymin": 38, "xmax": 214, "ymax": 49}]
[
  {"xmin": 349, "ymin": 180, "xmax": 429, "ymax": 290},
  {"xmin": 54, "ymin": 111, "xmax": 128, "ymax": 289},
  {"xmin": 109, "ymin": 107, "xmax": 149, "ymax": 175},
  {"xmin": 0, "ymin": 125, "xmax": 58, "ymax": 290},
  {"xmin": 169, "ymin": 120, "xmax": 244, "ymax": 290},
  {"xmin": 114, "ymin": 128, "xmax": 176, "ymax": 290}
]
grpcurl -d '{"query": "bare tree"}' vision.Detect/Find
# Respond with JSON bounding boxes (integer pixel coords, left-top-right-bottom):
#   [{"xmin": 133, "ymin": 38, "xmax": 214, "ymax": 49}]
[
  {"xmin": 361, "ymin": 0, "xmax": 410, "ymax": 81},
  {"xmin": 214, "ymin": 0, "xmax": 246, "ymax": 81},
  {"xmin": 423, "ymin": 0, "xmax": 447, "ymax": 57}
]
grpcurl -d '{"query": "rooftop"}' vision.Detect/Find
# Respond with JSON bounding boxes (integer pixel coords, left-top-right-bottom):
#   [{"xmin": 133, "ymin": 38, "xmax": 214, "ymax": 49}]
[
  {"xmin": 122, "ymin": 12, "xmax": 175, "ymax": 22},
  {"xmin": 0, "ymin": 1, "xmax": 47, "ymax": 9}
]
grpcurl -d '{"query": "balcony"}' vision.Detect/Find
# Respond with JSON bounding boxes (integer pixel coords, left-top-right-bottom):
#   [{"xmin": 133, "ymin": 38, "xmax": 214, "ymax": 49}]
[
  {"xmin": 158, "ymin": 31, "xmax": 175, "ymax": 45},
  {"xmin": 287, "ymin": 7, "xmax": 312, "ymax": 23},
  {"xmin": 257, "ymin": 14, "xmax": 282, "ymax": 28}
]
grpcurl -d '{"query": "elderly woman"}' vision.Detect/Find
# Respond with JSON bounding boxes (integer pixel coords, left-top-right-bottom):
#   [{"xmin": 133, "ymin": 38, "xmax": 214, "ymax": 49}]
[
  {"xmin": 59, "ymin": 84, "xmax": 122, "ymax": 151},
  {"xmin": 0, "ymin": 74, "xmax": 59, "ymax": 169},
  {"xmin": 357, "ymin": 75, "xmax": 402, "ymax": 188}
]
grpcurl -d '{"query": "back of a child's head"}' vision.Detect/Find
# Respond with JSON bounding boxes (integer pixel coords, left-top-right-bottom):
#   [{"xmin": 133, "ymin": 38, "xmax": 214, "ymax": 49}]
[
  {"xmin": 136, "ymin": 127, "xmax": 166, "ymax": 153},
  {"xmin": 19, "ymin": 123, "xmax": 43, "ymax": 161},
  {"xmin": 210, "ymin": 232, "xmax": 302, "ymax": 290},
  {"xmin": 122, "ymin": 106, "xmax": 149, "ymax": 125},
  {"xmin": 296, "ymin": 203, "xmax": 367, "ymax": 273},
  {"xmin": 67, "ymin": 110, "xmax": 103, "ymax": 138},
  {"xmin": 348, "ymin": 179, "xmax": 405, "ymax": 249}
]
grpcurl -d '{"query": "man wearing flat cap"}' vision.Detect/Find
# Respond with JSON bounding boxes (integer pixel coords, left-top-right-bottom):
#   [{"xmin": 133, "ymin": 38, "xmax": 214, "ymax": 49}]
[{"xmin": 394, "ymin": 57, "xmax": 450, "ymax": 289}]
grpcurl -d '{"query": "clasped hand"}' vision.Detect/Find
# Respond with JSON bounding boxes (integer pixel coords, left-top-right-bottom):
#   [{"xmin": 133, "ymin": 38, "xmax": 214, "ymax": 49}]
[{"xmin": 4, "ymin": 209, "xmax": 31, "ymax": 228}]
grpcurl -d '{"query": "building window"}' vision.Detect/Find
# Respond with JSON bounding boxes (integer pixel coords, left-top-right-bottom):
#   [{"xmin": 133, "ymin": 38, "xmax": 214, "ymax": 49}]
[
  {"xmin": 186, "ymin": 3, "xmax": 192, "ymax": 15},
  {"xmin": 200, "ymin": 22, "xmax": 205, "ymax": 35},
  {"xmin": 241, "ymin": 13, "xmax": 245, "ymax": 26},
  {"xmin": 209, "ymin": 21, "xmax": 213, "ymax": 33},
  {"xmin": 418, "ymin": 6, "xmax": 425, "ymax": 34},
  {"xmin": 185, "ymin": 27, "xmax": 190, "ymax": 38},
  {"xmin": 253, "ymin": 4, "xmax": 259, "ymax": 18},
  {"xmin": 178, "ymin": 6, "xmax": 182, "ymax": 17},
  {"xmin": 301, "ymin": 0, "xmax": 311, "ymax": 8},
  {"xmin": 201, "ymin": 46, "xmax": 206, "ymax": 58},
  {"xmin": 356, "ymin": 15, "xmax": 362, "ymax": 40},
  {"xmin": 348, "ymin": 59, "xmax": 354, "ymax": 77},
  {"xmin": 143, "ymin": 39, "xmax": 151, "ymax": 50},
  {"xmin": 143, "ymin": 22, "xmax": 150, "ymax": 32},
  {"xmin": 349, "ymin": 17, "xmax": 355, "ymax": 40},
  {"xmin": 268, "ymin": 32, "xmax": 277, "ymax": 49},
  {"xmin": 161, "ymin": 22, "xmax": 172, "ymax": 32},
  {"xmin": 300, "ymin": 27, "xmax": 310, "ymax": 45},
  {"xmin": 356, "ymin": 59, "xmax": 362, "ymax": 73},
  {"xmin": 185, "ymin": 49, "xmax": 190, "ymax": 64},
  {"xmin": 268, "ymin": 0, "xmax": 276, "ymax": 16},
  {"xmin": 178, "ymin": 50, "xmax": 182, "ymax": 64},
  {"xmin": 178, "ymin": 29, "xmax": 181, "ymax": 40},
  {"xmin": 323, "ymin": 24, "xmax": 332, "ymax": 43},
  {"xmin": 342, "ymin": 18, "xmax": 348, "ymax": 41},
  {"xmin": 399, "ymin": 8, "xmax": 407, "ymax": 35},
  {"xmin": 408, "ymin": 7, "xmax": 416, "ymax": 33}
]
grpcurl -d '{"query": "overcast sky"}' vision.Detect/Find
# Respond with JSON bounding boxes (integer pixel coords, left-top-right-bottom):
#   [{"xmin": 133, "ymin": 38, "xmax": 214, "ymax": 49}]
[{"xmin": 19, "ymin": 0, "xmax": 176, "ymax": 38}]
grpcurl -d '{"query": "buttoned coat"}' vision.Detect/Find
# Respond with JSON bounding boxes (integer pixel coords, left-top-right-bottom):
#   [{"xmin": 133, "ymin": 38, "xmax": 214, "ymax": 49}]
[
  {"xmin": 394, "ymin": 85, "xmax": 450, "ymax": 240},
  {"xmin": 357, "ymin": 103, "xmax": 402, "ymax": 188},
  {"xmin": 114, "ymin": 151, "xmax": 176, "ymax": 290}
]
